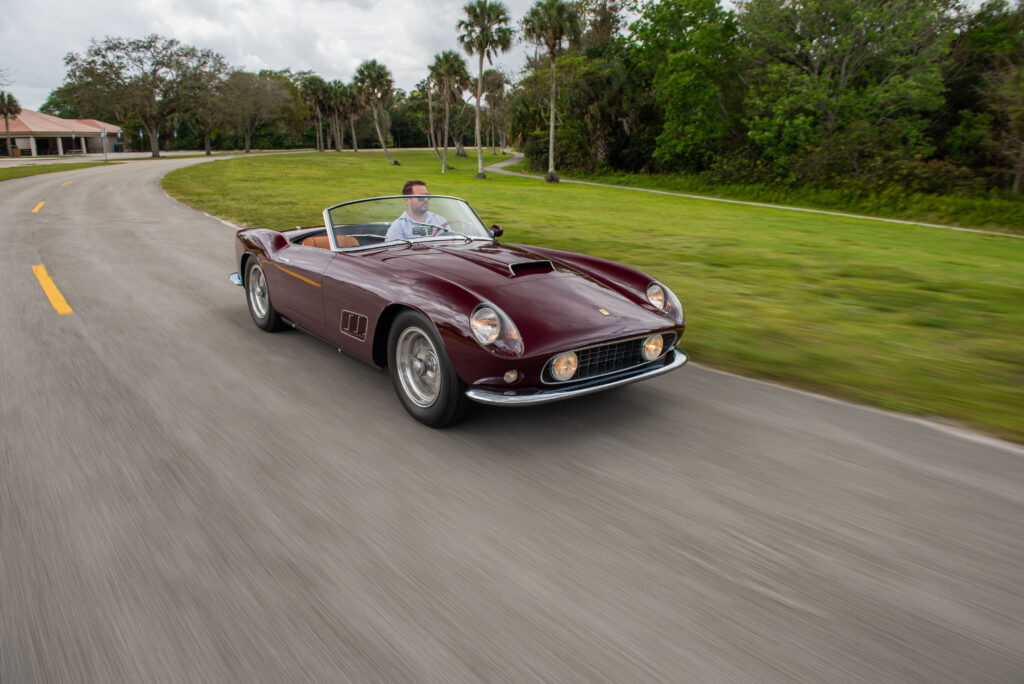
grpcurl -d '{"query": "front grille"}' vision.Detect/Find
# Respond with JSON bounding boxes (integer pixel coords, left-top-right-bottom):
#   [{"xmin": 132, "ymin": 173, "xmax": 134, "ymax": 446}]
[{"xmin": 542, "ymin": 333, "xmax": 677, "ymax": 385}]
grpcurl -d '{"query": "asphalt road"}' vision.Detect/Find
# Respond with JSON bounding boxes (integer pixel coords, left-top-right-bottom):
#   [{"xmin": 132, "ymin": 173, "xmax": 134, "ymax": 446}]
[{"xmin": 2, "ymin": 157, "xmax": 1022, "ymax": 683}]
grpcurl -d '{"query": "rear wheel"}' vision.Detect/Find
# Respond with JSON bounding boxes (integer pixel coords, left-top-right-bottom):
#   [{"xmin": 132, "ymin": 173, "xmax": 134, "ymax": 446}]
[
  {"xmin": 388, "ymin": 310, "xmax": 470, "ymax": 427},
  {"xmin": 245, "ymin": 259, "xmax": 284, "ymax": 331}
]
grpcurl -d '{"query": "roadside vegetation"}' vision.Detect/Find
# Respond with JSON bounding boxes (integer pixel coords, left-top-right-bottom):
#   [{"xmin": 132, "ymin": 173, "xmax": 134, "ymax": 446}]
[
  {"xmin": 0, "ymin": 161, "xmax": 121, "ymax": 181},
  {"xmin": 163, "ymin": 151, "xmax": 1024, "ymax": 443}
]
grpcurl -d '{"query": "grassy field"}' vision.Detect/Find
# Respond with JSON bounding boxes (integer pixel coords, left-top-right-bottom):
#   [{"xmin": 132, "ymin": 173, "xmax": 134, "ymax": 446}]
[
  {"xmin": 163, "ymin": 150, "xmax": 1024, "ymax": 443},
  {"xmin": 0, "ymin": 161, "xmax": 123, "ymax": 181},
  {"xmin": 504, "ymin": 162, "xmax": 1024, "ymax": 236}
]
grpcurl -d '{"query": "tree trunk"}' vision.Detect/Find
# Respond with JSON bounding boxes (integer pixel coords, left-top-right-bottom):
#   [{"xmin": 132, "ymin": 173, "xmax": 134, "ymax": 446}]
[
  {"xmin": 4, "ymin": 116, "xmax": 11, "ymax": 156},
  {"xmin": 371, "ymin": 105, "xmax": 397, "ymax": 165},
  {"xmin": 146, "ymin": 123, "xmax": 161, "ymax": 158},
  {"xmin": 1014, "ymin": 141, "xmax": 1023, "ymax": 195},
  {"xmin": 338, "ymin": 117, "xmax": 345, "ymax": 152},
  {"xmin": 475, "ymin": 54, "xmax": 485, "ymax": 179},
  {"xmin": 545, "ymin": 57, "xmax": 558, "ymax": 182},
  {"xmin": 442, "ymin": 100, "xmax": 451, "ymax": 173},
  {"xmin": 350, "ymin": 119, "xmax": 359, "ymax": 152},
  {"xmin": 204, "ymin": 131, "xmax": 212, "ymax": 156},
  {"xmin": 427, "ymin": 85, "xmax": 443, "ymax": 162}
]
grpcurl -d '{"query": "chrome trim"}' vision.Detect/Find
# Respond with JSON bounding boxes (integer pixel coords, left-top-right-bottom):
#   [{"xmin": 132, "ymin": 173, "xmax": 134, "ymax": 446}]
[{"xmin": 465, "ymin": 349, "xmax": 688, "ymax": 406}]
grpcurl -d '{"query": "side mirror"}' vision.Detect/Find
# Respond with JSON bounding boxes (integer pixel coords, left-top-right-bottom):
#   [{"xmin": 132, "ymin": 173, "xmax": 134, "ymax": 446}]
[{"xmin": 490, "ymin": 224, "xmax": 504, "ymax": 238}]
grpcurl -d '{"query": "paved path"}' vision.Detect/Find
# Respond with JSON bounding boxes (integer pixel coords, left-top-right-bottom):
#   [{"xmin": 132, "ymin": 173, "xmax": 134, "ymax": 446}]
[{"xmin": 2, "ymin": 158, "xmax": 1022, "ymax": 682}]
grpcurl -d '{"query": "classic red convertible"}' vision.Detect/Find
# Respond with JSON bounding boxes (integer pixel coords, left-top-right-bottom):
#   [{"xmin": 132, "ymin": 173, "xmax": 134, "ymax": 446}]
[{"xmin": 232, "ymin": 195, "xmax": 687, "ymax": 427}]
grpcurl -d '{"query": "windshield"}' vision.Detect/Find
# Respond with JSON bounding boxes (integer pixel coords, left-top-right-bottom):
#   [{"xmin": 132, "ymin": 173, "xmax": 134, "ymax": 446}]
[{"xmin": 326, "ymin": 196, "xmax": 491, "ymax": 246}]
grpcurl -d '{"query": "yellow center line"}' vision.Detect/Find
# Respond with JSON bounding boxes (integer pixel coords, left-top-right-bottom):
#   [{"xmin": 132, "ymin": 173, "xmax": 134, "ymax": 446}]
[
  {"xmin": 32, "ymin": 265, "xmax": 74, "ymax": 316},
  {"xmin": 61, "ymin": 180, "xmax": 75, "ymax": 186},
  {"xmin": 32, "ymin": 201, "xmax": 45, "ymax": 213}
]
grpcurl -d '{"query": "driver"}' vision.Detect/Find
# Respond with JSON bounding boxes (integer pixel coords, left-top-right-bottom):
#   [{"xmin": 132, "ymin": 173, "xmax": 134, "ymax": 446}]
[{"xmin": 386, "ymin": 180, "xmax": 451, "ymax": 241}]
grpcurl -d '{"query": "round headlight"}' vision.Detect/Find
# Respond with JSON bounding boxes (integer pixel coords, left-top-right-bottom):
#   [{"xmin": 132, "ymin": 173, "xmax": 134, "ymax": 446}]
[
  {"xmin": 550, "ymin": 351, "xmax": 578, "ymax": 381},
  {"xmin": 646, "ymin": 281, "xmax": 683, "ymax": 323},
  {"xmin": 642, "ymin": 334, "xmax": 664, "ymax": 361},
  {"xmin": 646, "ymin": 283, "xmax": 666, "ymax": 310},
  {"xmin": 471, "ymin": 307, "xmax": 501, "ymax": 344}
]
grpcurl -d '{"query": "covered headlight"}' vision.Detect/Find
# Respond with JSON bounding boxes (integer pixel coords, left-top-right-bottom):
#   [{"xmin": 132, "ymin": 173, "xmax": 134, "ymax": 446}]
[
  {"xmin": 469, "ymin": 304, "xmax": 523, "ymax": 355},
  {"xmin": 646, "ymin": 281, "xmax": 684, "ymax": 323},
  {"xmin": 642, "ymin": 334, "xmax": 664, "ymax": 361},
  {"xmin": 550, "ymin": 351, "xmax": 579, "ymax": 381},
  {"xmin": 471, "ymin": 306, "xmax": 501, "ymax": 344}
]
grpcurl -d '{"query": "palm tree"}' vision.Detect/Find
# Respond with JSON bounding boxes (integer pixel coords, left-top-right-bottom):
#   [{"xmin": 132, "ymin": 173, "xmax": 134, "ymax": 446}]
[
  {"xmin": 0, "ymin": 91, "xmax": 20, "ymax": 157},
  {"xmin": 299, "ymin": 75, "xmax": 327, "ymax": 151},
  {"xmin": 522, "ymin": 0, "xmax": 581, "ymax": 183},
  {"xmin": 353, "ymin": 60, "xmax": 398, "ymax": 165},
  {"xmin": 336, "ymin": 82, "xmax": 362, "ymax": 152},
  {"xmin": 457, "ymin": 0, "xmax": 514, "ymax": 179},
  {"xmin": 482, "ymin": 69, "xmax": 507, "ymax": 153},
  {"xmin": 417, "ymin": 77, "xmax": 443, "ymax": 162},
  {"xmin": 430, "ymin": 50, "xmax": 471, "ymax": 173}
]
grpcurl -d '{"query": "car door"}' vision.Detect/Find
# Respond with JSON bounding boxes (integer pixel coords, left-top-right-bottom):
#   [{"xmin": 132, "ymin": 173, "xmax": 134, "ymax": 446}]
[
  {"xmin": 321, "ymin": 250, "xmax": 394, "ymax": 362},
  {"xmin": 269, "ymin": 243, "xmax": 332, "ymax": 334}
]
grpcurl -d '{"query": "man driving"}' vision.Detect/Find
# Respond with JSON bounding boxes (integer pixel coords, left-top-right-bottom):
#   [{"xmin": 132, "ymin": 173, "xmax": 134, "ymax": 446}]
[{"xmin": 386, "ymin": 180, "xmax": 451, "ymax": 241}]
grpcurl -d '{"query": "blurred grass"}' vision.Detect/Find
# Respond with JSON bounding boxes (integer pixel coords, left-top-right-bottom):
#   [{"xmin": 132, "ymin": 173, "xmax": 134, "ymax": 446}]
[
  {"xmin": 163, "ymin": 150, "xmax": 1024, "ymax": 442},
  {"xmin": 504, "ymin": 162, "xmax": 1024, "ymax": 236}
]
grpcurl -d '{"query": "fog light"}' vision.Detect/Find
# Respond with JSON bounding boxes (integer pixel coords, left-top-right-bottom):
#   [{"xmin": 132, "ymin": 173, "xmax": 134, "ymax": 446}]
[
  {"xmin": 504, "ymin": 370, "xmax": 520, "ymax": 384},
  {"xmin": 550, "ymin": 351, "xmax": 578, "ymax": 381},
  {"xmin": 642, "ymin": 334, "xmax": 664, "ymax": 361}
]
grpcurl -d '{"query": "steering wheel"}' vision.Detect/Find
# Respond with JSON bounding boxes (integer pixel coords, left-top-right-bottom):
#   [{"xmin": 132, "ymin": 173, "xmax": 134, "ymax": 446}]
[{"xmin": 431, "ymin": 220, "xmax": 466, "ymax": 237}]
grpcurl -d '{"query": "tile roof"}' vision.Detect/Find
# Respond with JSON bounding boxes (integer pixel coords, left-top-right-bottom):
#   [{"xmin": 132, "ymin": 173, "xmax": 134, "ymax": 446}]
[{"xmin": 1, "ymin": 108, "xmax": 121, "ymax": 135}]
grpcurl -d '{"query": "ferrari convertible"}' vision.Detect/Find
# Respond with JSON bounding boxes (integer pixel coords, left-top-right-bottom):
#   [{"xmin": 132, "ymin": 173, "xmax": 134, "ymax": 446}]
[{"xmin": 231, "ymin": 195, "xmax": 687, "ymax": 427}]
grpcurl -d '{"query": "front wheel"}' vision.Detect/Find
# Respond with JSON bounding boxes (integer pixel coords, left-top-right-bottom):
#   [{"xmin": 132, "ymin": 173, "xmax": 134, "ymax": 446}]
[
  {"xmin": 388, "ymin": 310, "xmax": 470, "ymax": 427},
  {"xmin": 245, "ymin": 259, "xmax": 284, "ymax": 331}
]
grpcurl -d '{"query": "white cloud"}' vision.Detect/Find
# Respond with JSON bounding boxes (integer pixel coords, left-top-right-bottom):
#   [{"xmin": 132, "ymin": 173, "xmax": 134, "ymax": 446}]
[{"xmin": 1, "ymin": 0, "xmax": 537, "ymax": 110}]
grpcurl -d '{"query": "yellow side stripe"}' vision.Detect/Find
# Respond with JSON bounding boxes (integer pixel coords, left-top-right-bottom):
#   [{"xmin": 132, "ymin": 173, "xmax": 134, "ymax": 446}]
[
  {"xmin": 272, "ymin": 262, "xmax": 322, "ymax": 288},
  {"xmin": 32, "ymin": 265, "xmax": 74, "ymax": 315},
  {"xmin": 32, "ymin": 202, "xmax": 45, "ymax": 213}
]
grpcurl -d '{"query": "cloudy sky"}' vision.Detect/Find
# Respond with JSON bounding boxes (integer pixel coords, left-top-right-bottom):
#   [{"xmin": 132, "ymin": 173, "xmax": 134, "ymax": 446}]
[{"xmin": 1, "ymin": 0, "xmax": 542, "ymax": 111}]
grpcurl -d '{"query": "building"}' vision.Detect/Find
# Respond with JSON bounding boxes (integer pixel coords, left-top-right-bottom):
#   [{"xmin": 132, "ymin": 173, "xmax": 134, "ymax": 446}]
[{"xmin": 2, "ymin": 108, "xmax": 122, "ymax": 156}]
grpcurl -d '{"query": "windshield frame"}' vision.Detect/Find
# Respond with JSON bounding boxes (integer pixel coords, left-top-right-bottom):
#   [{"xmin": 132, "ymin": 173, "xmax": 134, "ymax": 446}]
[{"xmin": 323, "ymin": 195, "xmax": 494, "ymax": 251}]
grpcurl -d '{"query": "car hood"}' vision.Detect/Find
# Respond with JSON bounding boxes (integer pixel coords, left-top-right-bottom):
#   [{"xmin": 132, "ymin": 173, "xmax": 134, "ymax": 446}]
[{"xmin": 389, "ymin": 241, "xmax": 674, "ymax": 352}]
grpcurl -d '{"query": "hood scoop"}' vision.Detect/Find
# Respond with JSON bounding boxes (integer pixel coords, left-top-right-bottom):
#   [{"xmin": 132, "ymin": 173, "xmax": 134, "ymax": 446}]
[{"xmin": 508, "ymin": 260, "xmax": 554, "ymax": 277}]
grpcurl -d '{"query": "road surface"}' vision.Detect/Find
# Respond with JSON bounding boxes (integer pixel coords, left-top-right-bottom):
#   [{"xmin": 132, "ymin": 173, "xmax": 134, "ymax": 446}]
[{"xmin": 2, "ymin": 157, "xmax": 1022, "ymax": 682}]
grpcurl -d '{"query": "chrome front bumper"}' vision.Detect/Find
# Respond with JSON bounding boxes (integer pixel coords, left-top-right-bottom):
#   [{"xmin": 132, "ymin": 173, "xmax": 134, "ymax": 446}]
[{"xmin": 464, "ymin": 349, "xmax": 688, "ymax": 407}]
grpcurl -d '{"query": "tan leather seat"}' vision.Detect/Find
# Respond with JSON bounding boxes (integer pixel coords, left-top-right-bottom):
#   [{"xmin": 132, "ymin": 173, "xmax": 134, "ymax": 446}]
[{"xmin": 301, "ymin": 234, "xmax": 359, "ymax": 249}]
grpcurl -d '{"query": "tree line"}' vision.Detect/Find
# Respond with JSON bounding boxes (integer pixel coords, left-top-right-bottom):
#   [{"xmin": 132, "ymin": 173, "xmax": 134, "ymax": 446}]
[
  {"xmin": 510, "ymin": 0, "xmax": 1024, "ymax": 195},
  {"xmin": 28, "ymin": 0, "xmax": 1024, "ymax": 196}
]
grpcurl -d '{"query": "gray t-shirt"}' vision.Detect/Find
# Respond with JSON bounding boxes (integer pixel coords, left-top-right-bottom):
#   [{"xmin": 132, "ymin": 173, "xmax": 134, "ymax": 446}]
[{"xmin": 386, "ymin": 210, "xmax": 449, "ymax": 241}]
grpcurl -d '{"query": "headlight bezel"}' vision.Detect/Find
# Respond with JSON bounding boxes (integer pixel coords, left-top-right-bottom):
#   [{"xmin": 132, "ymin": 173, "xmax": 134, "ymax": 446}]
[
  {"xmin": 469, "ymin": 303, "xmax": 523, "ymax": 355},
  {"xmin": 646, "ymin": 281, "xmax": 684, "ymax": 324}
]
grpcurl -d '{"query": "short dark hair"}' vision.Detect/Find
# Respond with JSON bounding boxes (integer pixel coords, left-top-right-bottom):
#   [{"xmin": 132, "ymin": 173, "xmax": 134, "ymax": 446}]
[{"xmin": 402, "ymin": 180, "xmax": 427, "ymax": 195}]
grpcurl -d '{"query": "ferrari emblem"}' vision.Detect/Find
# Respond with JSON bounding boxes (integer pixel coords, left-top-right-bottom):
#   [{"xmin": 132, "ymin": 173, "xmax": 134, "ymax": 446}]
[{"xmin": 598, "ymin": 308, "xmax": 610, "ymax": 316}]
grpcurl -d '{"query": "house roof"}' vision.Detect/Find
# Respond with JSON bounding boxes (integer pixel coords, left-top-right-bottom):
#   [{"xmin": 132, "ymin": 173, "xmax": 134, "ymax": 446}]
[{"xmin": 2, "ymin": 108, "xmax": 121, "ymax": 136}]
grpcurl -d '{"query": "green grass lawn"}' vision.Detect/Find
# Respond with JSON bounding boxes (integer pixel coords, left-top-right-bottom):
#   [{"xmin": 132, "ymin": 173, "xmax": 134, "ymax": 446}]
[
  {"xmin": 163, "ymin": 150, "xmax": 1024, "ymax": 443},
  {"xmin": 0, "ymin": 161, "xmax": 123, "ymax": 181},
  {"xmin": 503, "ymin": 162, "xmax": 1024, "ymax": 236}
]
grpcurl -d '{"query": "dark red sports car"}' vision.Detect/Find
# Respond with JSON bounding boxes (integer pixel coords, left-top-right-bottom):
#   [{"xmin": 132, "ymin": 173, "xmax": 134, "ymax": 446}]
[{"xmin": 232, "ymin": 195, "xmax": 687, "ymax": 427}]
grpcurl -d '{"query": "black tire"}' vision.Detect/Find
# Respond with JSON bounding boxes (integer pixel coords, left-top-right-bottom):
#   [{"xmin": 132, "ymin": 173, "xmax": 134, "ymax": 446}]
[
  {"xmin": 245, "ymin": 259, "xmax": 284, "ymax": 332},
  {"xmin": 387, "ymin": 310, "xmax": 470, "ymax": 428}
]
